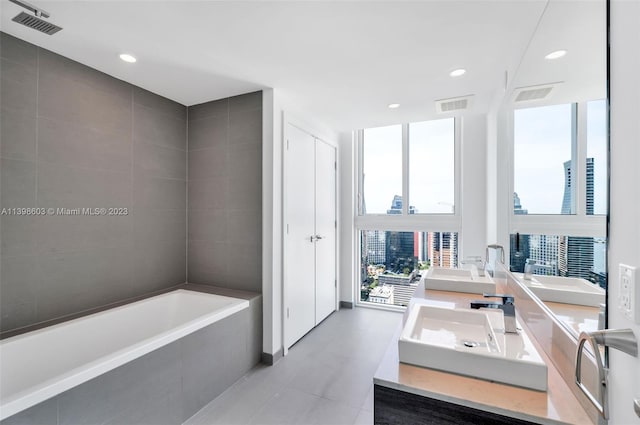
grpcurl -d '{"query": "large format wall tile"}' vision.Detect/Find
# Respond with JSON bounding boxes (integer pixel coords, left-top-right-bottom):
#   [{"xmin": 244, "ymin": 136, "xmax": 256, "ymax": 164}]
[
  {"xmin": 0, "ymin": 32, "xmax": 37, "ymax": 67},
  {"xmin": 37, "ymin": 162, "xmax": 131, "ymax": 208},
  {"xmin": 186, "ymin": 92, "xmax": 262, "ymax": 292},
  {"xmin": 134, "ymin": 103, "xmax": 186, "ymax": 150},
  {"xmin": 38, "ymin": 117, "xmax": 132, "ymax": 173},
  {"xmin": 1, "ymin": 158, "xmax": 36, "ymax": 208},
  {"xmin": 0, "ymin": 255, "xmax": 38, "ymax": 332},
  {"xmin": 0, "ymin": 33, "xmax": 187, "ymax": 335},
  {"xmin": 57, "ymin": 341, "xmax": 182, "ymax": 425},
  {"xmin": 0, "ymin": 107, "xmax": 37, "ymax": 161}
]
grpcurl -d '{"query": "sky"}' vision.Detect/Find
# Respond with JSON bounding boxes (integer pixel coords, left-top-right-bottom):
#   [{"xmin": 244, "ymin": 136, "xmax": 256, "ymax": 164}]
[
  {"xmin": 514, "ymin": 100, "xmax": 607, "ymax": 215},
  {"xmin": 362, "ymin": 118, "xmax": 454, "ymax": 214}
]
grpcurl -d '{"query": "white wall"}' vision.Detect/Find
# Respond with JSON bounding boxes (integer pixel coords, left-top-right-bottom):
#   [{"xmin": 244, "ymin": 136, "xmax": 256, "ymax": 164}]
[
  {"xmin": 262, "ymin": 88, "xmax": 340, "ymax": 357},
  {"xmin": 608, "ymin": 1, "xmax": 640, "ymax": 423},
  {"xmin": 485, "ymin": 108, "xmax": 498, "ymax": 245},
  {"xmin": 460, "ymin": 114, "xmax": 488, "ymax": 259},
  {"xmin": 338, "ymin": 132, "xmax": 356, "ymax": 305},
  {"xmin": 262, "ymin": 88, "xmax": 279, "ymax": 356}
]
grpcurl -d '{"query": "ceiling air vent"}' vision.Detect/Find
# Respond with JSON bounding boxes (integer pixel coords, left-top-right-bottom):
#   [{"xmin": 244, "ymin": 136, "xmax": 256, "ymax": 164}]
[
  {"xmin": 12, "ymin": 11, "xmax": 62, "ymax": 35},
  {"xmin": 513, "ymin": 82, "xmax": 562, "ymax": 103},
  {"xmin": 435, "ymin": 95, "xmax": 474, "ymax": 114}
]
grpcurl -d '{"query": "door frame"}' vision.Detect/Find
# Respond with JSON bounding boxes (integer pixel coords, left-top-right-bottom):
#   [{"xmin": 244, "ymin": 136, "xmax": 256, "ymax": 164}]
[{"xmin": 282, "ymin": 112, "xmax": 339, "ymax": 355}]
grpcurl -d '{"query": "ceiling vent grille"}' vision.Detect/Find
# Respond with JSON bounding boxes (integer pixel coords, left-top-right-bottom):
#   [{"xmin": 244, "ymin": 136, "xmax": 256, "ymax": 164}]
[
  {"xmin": 12, "ymin": 11, "xmax": 62, "ymax": 35},
  {"xmin": 435, "ymin": 95, "xmax": 474, "ymax": 114},
  {"xmin": 513, "ymin": 83, "xmax": 562, "ymax": 103}
]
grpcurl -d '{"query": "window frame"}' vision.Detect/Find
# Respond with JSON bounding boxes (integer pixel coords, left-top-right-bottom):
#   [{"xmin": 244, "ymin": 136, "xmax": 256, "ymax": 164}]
[
  {"xmin": 355, "ymin": 118, "xmax": 461, "ymax": 234},
  {"xmin": 507, "ymin": 100, "xmax": 607, "ymax": 239},
  {"xmin": 354, "ymin": 118, "xmax": 462, "ymax": 310}
]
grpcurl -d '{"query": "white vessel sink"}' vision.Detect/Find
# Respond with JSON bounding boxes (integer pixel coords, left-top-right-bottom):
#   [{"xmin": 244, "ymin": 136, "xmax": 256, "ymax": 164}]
[
  {"xmin": 515, "ymin": 274, "xmax": 605, "ymax": 307},
  {"xmin": 398, "ymin": 304, "xmax": 547, "ymax": 391},
  {"xmin": 424, "ymin": 267, "xmax": 496, "ymax": 294}
]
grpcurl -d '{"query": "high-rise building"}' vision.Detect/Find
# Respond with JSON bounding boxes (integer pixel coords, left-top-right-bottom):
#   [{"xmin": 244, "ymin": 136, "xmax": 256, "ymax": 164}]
[
  {"xmin": 559, "ymin": 159, "xmax": 595, "ymax": 280},
  {"xmin": 513, "ymin": 192, "xmax": 528, "ymax": 215},
  {"xmin": 386, "ymin": 195, "xmax": 417, "ymax": 215},
  {"xmin": 429, "ymin": 232, "xmax": 458, "ymax": 268},
  {"xmin": 365, "ymin": 230, "xmax": 386, "ymax": 264},
  {"xmin": 561, "ymin": 161, "xmax": 575, "ymax": 214},
  {"xmin": 586, "ymin": 157, "xmax": 595, "ymax": 215},
  {"xmin": 510, "ymin": 193, "xmax": 530, "ymax": 272},
  {"xmin": 528, "ymin": 234, "xmax": 559, "ymax": 275},
  {"xmin": 385, "ymin": 231, "xmax": 416, "ymax": 273},
  {"xmin": 561, "ymin": 158, "xmax": 595, "ymax": 215}
]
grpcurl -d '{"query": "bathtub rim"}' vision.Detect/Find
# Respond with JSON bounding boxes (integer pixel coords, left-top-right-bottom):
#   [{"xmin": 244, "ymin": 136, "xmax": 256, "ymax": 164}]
[{"xmin": 0, "ymin": 289, "xmax": 250, "ymax": 421}]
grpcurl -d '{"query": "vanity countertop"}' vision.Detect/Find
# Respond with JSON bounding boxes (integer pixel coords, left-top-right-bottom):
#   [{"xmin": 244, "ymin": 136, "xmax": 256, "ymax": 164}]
[{"xmin": 373, "ymin": 288, "xmax": 594, "ymax": 425}]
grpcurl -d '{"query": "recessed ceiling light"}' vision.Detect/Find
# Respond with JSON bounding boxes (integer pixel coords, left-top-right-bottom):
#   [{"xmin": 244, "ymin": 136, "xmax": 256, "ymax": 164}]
[
  {"xmin": 388, "ymin": 103, "xmax": 400, "ymax": 109},
  {"xmin": 449, "ymin": 68, "xmax": 466, "ymax": 77},
  {"xmin": 545, "ymin": 50, "xmax": 567, "ymax": 60},
  {"xmin": 119, "ymin": 53, "xmax": 137, "ymax": 63}
]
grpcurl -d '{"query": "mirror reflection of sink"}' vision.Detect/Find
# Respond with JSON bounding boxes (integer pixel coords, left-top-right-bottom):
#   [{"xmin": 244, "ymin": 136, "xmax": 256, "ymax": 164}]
[
  {"xmin": 398, "ymin": 303, "xmax": 547, "ymax": 391},
  {"xmin": 424, "ymin": 267, "xmax": 496, "ymax": 294},
  {"xmin": 514, "ymin": 273, "xmax": 605, "ymax": 307}
]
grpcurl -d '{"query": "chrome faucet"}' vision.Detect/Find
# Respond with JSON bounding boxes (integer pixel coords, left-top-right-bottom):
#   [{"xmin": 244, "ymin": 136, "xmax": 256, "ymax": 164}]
[
  {"xmin": 470, "ymin": 294, "xmax": 518, "ymax": 334},
  {"xmin": 523, "ymin": 259, "xmax": 554, "ymax": 280},
  {"xmin": 460, "ymin": 256, "xmax": 486, "ymax": 277},
  {"xmin": 484, "ymin": 244, "xmax": 505, "ymax": 277}
]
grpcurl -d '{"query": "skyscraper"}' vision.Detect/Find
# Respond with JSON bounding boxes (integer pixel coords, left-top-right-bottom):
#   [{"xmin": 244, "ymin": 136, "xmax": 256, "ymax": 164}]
[
  {"xmin": 385, "ymin": 231, "xmax": 416, "ymax": 273},
  {"xmin": 510, "ymin": 193, "xmax": 530, "ymax": 273},
  {"xmin": 386, "ymin": 194, "xmax": 417, "ymax": 215},
  {"xmin": 429, "ymin": 232, "xmax": 458, "ymax": 268},
  {"xmin": 559, "ymin": 159, "xmax": 595, "ymax": 280},
  {"xmin": 365, "ymin": 230, "xmax": 386, "ymax": 264},
  {"xmin": 513, "ymin": 192, "xmax": 528, "ymax": 215},
  {"xmin": 528, "ymin": 234, "xmax": 559, "ymax": 275}
]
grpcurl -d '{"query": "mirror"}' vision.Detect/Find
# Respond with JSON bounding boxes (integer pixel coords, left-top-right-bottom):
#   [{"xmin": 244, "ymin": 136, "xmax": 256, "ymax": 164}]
[{"xmin": 501, "ymin": 0, "xmax": 607, "ymax": 338}]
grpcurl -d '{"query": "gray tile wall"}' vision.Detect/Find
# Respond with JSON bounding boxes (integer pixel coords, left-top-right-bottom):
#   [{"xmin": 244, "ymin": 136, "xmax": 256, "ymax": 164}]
[
  {"xmin": 187, "ymin": 92, "xmax": 262, "ymax": 292},
  {"xmin": 0, "ymin": 33, "xmax": 188, "ymax": 334}
]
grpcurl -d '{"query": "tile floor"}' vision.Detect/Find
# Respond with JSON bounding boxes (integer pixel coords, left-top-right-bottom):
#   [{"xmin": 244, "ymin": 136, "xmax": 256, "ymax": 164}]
[{"xmin": 184, "ymin": 306, "xmax": 402, "ymax": 425}]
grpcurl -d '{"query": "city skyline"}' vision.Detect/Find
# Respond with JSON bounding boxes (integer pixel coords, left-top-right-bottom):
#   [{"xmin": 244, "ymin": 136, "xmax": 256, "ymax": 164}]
[{"xmin": 511, "ymin": 155, "xmax": 607, "ymax": 286}]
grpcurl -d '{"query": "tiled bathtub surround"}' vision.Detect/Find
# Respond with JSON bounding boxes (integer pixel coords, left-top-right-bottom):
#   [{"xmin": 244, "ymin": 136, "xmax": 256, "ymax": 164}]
[
  {"xmin": 187, "ymin": 92, "xmax": 263, "ymax": 293},
  {"xmin": 0, "ymin": 286, "xmax": 262, "ymax": 425},
  {"xmin": 0, "ymin": 33, "xmax": 188, "ymax": 335}
]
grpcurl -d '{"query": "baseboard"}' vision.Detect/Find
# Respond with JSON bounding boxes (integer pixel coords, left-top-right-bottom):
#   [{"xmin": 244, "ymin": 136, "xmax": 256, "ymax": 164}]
[
  {"xmin": 261, "ymin": 348, "xmax": 283, "ymax": 366},
  {"xmin": 339, "ymin": 301, "xmax": 354, "ymax": 309}
]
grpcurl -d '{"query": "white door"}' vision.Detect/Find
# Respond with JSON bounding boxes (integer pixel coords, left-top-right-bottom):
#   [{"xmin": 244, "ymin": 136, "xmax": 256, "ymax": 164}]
[
  {"xmin": 284, "ymin": 124, "xmax": 316, "ymax": 348},
  {"xmin": 314, "ymin": 139, "xmax": 337, "ymax": 324}
]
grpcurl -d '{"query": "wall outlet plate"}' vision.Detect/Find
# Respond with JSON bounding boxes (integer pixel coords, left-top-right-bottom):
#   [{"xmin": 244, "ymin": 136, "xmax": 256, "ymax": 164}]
[{"xmin": 618, "ymin": 264, "xmax": 638, "ymax": 323}]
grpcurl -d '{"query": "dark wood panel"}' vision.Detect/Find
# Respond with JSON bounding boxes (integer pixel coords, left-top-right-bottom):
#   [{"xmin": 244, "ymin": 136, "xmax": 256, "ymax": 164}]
[{"xmin": 374, "ymin": 384, "xmax": 541, "ymax": 425}]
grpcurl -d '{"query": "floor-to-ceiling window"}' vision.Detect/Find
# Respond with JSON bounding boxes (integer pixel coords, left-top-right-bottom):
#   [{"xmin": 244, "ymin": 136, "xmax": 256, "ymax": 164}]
[{"xmin": 356, "ymin": 118, "xmax": 460, "ymax": 308}]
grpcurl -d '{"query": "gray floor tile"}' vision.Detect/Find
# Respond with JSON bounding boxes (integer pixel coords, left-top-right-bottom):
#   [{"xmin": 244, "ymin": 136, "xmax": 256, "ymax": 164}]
[
  {"xmin": 184, "ymin": 373, "xmax": 283, "ymax": 425},
  {"xmin": 183, "ymin": 307, "xmax": 401, "ymax": 425},
  {"xmin": 360, "ymin": 387, "xmax": 374, "ymax": 413},
  {"xmin": 302, "ymin": 397, "xmax": 361, "ymax": 425},
  {"xmin": 353, "ymin": 408, "xmax": 373, "ymax": 425},
  {"xmin": 248, "ymin": 387, "xmax": 320, "ymax": 425}
]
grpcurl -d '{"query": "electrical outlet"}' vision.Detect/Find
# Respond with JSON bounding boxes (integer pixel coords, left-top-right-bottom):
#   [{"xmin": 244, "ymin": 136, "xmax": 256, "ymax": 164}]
[{"xmin": 619, "ymin": 264, "xmax": 638, "ymax": 323}]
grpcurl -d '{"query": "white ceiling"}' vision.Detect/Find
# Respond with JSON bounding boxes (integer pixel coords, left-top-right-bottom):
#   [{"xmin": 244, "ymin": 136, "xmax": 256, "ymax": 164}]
[
  {"xmin": 1, "ymin": 1, "xmax": 565, "ymax": 131},
  {"xmin": 511, "ymin": 0, "xmax": 606, "ymax": 107}
]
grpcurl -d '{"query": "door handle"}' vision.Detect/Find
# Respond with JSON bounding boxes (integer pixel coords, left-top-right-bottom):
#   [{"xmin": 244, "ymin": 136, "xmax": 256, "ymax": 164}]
[
  {"xmin": 575, "ymin": 329, "xmax": 638, "ymax": 419},
  {"xmin": 310, "ymin": 235, "xmax": 323, "ymax": 242}
]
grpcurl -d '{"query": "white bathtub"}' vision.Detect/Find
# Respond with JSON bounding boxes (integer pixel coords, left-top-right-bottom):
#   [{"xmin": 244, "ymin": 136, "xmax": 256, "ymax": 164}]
[{"xmin": 0, "ymin": 289, "xmax": 249, "ymax": 421}]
